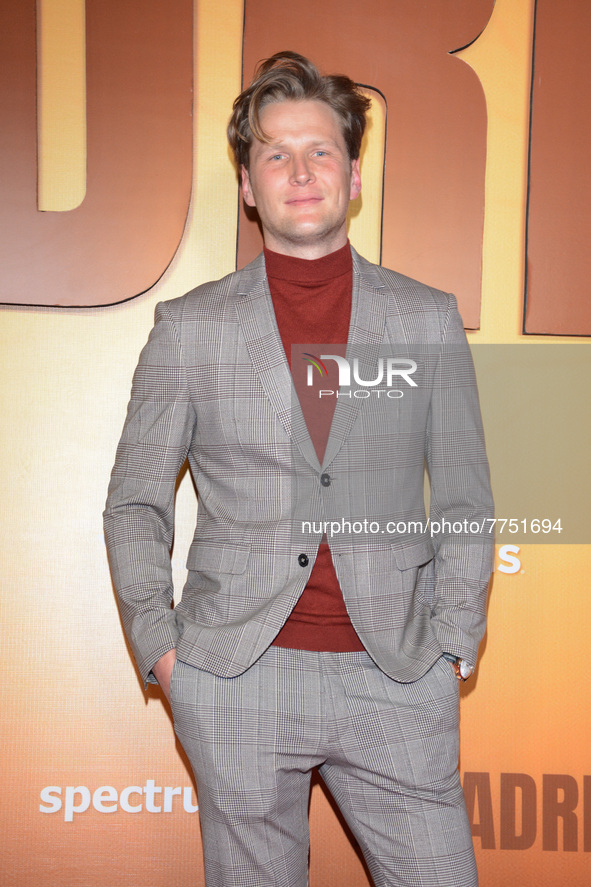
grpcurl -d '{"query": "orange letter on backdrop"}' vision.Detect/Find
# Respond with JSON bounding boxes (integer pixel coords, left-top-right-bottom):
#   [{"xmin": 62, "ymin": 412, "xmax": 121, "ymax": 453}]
[
  {"xmin": 463, "ymin": 772, "xmax": 496, "ymax": 850},
  {"xmin": 542, "ymin": 774, "xmax": 579, "ymax": 852},
  {"xmin": 500, "ymin": 773, "xmax": 537, "ymax": 850},
  {"xmin": 0, "ymin": 1, "xmax": 192, "ymax": 307},
  {"xmin": 526, "ymin": 0, "xmax": 591, "ymax": 335}
]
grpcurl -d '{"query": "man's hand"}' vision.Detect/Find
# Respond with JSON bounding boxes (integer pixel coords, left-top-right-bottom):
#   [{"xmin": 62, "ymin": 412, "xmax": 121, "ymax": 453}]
[{"xmin": 152, "ymin": 649, "xmax": 177, "ymax": 704}]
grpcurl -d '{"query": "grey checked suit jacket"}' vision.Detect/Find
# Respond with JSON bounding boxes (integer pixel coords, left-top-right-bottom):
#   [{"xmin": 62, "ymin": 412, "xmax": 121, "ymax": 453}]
[{"xmin": 104, "ymin": 247, "xmax": 494, "ymax": 686}]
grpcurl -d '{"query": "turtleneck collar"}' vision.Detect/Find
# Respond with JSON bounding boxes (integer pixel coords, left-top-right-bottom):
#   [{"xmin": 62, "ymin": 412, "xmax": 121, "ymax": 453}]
[{"xmin": 264, "ymin": 241, "xmax": 352, "ymax": 285}]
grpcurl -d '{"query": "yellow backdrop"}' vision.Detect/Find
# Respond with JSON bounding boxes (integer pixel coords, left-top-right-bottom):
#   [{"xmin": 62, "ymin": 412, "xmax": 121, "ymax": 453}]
[{"xmin": 1, "ymin": 1, "xmax": 589, "ymax": 885}]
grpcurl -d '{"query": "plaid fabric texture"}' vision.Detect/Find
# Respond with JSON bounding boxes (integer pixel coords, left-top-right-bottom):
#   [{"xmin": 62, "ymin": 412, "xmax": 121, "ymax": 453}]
[{"xmin": 171, "ymin": 648, "xmax": 478, "ymax": 887}]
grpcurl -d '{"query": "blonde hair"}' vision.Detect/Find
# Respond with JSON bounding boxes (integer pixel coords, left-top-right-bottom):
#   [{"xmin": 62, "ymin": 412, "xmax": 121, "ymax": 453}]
[{"xmin": 228, "ymin": 51, "xmax": 371, "ymax": 169}]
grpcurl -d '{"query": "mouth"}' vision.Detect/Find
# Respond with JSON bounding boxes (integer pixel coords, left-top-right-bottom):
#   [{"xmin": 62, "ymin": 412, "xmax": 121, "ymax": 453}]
[{"xmin": 285, "ymin": 196, "xmax": 323, "ymax": 206}]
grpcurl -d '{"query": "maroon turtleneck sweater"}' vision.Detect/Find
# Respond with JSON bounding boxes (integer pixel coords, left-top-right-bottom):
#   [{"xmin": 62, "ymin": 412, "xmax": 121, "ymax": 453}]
[{"xmin": 265, "ymin": 243, "xmax": 364, "ymax": 652}]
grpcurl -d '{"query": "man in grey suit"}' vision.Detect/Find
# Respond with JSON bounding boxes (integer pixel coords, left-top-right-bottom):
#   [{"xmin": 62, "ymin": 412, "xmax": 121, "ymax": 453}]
[{"xmin": 104, "ymin": 51, "xmax": 493, "ymax": 887}]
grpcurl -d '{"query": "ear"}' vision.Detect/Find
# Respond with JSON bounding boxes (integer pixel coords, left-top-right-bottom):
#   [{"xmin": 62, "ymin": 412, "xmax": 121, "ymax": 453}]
[
  {"xmin": 241, "ymin": 166, "xmax": 257, "ymax": 207},
  {"xmin": 349, "ymin": 158, "xmax": 361, "ymax": 200}
]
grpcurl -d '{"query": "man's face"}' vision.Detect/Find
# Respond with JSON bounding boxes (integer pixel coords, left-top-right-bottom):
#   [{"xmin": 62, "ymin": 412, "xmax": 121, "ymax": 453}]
[{"xmin": 241, "ymin": 100, "xmax": 361, "ymax": 259}]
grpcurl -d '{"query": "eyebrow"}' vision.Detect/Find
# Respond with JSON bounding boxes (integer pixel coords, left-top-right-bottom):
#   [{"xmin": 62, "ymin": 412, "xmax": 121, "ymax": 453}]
[{"xmin": 259, "ymin": 136, "xmax": 342, "ymax": 153}]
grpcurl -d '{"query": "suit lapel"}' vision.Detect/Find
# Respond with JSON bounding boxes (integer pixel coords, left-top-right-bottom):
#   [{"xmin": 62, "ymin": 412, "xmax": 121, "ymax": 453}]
[
  {"xmin": 322, "ymin": 249, "xmax": 389, "ymax": 468},
  {"xmin": 234, "ymin": 257, "xmax": 321, "ymax": 472}
]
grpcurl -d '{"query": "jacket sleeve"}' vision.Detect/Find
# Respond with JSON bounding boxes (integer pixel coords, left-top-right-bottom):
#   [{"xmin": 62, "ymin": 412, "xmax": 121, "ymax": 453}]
[
  {"xmin": 103, "ymin": 301, "xmax": 196, "ymax": 684},
  {"xmin": 426, "ymin": 294, "xmax": 494, "ymax": 665}
]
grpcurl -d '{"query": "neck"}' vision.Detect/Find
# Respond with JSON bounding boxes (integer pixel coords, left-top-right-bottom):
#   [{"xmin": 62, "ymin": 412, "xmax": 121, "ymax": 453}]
[{"xmin": 262, "ymin": 230, "xmax": 349, "ymax": 261}]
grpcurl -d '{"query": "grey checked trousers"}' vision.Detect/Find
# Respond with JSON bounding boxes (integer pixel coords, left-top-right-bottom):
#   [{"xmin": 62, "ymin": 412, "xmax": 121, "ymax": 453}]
[{"xmin": 170, "ymin": 647, "xmax": 477, "ymax": 887}]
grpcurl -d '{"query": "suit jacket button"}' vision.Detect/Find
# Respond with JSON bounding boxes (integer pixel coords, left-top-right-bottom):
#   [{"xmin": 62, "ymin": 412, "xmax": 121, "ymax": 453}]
[
  {"xmin": 298, "ymin": 554, "xmax": 309, "ymax": 567},
  {"xmin": 320, "ymin": 472, "xmax": 331, "ymax": 487}
]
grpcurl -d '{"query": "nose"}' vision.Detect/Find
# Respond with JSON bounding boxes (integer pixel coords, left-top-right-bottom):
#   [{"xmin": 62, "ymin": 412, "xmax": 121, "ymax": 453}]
[{"xmin": 289, "ymin": 154, "xmax": 314, "ymax": 185}]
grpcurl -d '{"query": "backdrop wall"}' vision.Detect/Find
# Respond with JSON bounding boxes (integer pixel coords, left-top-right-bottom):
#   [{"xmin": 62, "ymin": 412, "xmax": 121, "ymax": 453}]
[{"xmin": 2, "ymin": 1, "xmax": 590, "ymax": 885}]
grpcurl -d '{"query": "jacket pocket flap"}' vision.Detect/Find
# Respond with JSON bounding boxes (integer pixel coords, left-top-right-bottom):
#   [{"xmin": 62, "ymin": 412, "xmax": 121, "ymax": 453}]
[
  {"xmin": 390, "ymin": 539, "xmax": 434, "ymax": 571},
  {"xmin": 186, "ymin": 543, "xmax": 250, "ymax": 574}
]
